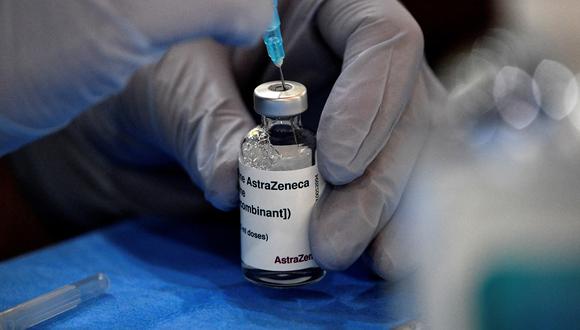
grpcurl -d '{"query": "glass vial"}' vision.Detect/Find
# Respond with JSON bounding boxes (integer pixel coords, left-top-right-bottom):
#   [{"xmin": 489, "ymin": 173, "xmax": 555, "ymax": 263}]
[{"xmin": 239, "ymin": 81, "xmax": 325, "ymax": 288}]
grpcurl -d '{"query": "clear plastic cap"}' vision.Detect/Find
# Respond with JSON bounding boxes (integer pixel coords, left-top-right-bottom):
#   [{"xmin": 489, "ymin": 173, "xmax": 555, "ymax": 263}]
[
  {"xmin": 254, "ymin": 81, "xmax": 308, "ymax": 117},
  {"xmin": 0, "ymin": 273, "xmax": 109, "ymax": 329}
]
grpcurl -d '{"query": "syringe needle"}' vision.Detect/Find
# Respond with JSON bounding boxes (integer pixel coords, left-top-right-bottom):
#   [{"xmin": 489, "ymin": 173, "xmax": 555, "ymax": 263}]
[{"xmin": 278, "ymin": 66, "xmax": 287, "ymax": 91}]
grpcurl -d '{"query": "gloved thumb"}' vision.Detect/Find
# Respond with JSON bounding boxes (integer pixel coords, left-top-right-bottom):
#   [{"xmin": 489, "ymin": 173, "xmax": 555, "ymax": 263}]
[{"xmin": 120, "ymin": 41, "xmax": 255, "ymax": 210}]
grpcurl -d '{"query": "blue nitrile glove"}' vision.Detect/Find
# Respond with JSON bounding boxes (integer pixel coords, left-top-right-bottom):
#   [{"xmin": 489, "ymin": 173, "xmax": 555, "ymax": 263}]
[
  {"xmin": 0, "ymin": 0, "xmax": 271, "ymax": 155},
  {"xmin": 10, "ymin": 0, "xmax": 447, "ymax": 280}
]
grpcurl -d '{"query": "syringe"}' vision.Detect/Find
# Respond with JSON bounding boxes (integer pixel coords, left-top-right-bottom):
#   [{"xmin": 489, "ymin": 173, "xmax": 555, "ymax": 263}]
[
  {"xmin": 263, "ymin": 0, "xmax": 287, "ymax": 90},
  {"xmin": 0, "ymin": 273, "xmax": 109, "ymax": 329}
]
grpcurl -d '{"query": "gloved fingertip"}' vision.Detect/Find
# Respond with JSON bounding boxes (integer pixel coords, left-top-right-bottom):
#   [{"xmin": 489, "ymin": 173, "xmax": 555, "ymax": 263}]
[
  {"xmin": 366, "ymin": 242, "xmax": 415, "ymax": 282},
  {"xmin": 310, "ymin": 210, "xmax": 361, "ymax": 271},
  {"xmin": 367, "ymin": 250, "xmax": 396, "ymax": 281},
  {"xmin": 213, "ymin": 34, "xmax": 260, "ymax": 48},
  {"xmin": 317, "ymin": 164, "xmax": 360, "ymax": 186},
  {"xmin": 211, "ymin": 0, "xmax": 271, "ymax": 46},
  {"xmin": 311, "ymin": 241, "xmax": 353, "ymax": 271},
  {"xmin": 317, "ymin": 150, "xmax": 365, "ymax": 186},
  {"xmin": 205, "ymin": 189, "xmax": 239, "ymax": 212},
  {"xmin": 202, "ymin": 158, "xmax": 244, "ymax": 211}
]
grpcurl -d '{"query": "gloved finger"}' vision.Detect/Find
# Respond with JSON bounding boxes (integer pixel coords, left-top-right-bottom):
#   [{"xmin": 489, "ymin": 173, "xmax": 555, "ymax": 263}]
[
  {"xmin": 365, "ymin": 192, "xmax": 421, "ymax": 281},
  {"xmin": 1, "ymin": 0, "xmax": 270, "ymax": 155},
  {"xmin": 366, "ymin": 127, "xmax": 450, "ymax": 281},
  {"xmin": 9, "ymin": 101, "xmax": 211, "ymax": 227},
  {"xmin": 120, "ymin": 0, "xmax": 271, "ymax": 46},
  {"xmin": 120, "ymin": 40, "xmax": 255, "ymax": 211},
  {"xmin": 310, "ymin": 67, "xmax": 441, "ymax": 271},
  {"xmin": 315, "ymin": 0, "xmax": 424, "ymax": 184}
]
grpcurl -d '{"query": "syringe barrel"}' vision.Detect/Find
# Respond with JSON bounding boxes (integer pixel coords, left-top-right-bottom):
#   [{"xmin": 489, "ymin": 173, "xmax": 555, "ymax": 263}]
[
  {"xmin": 263, "ymin": 0, "xmax": 285, "ymax": 67},
  {"xmin": 0, "ymin": 273, "xmax": 109, "ymax": 330}
]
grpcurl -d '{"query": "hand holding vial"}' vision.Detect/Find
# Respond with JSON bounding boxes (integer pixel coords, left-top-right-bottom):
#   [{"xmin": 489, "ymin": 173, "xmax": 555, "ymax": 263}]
[
  {"xmin": 8, "ymin": 0, "xmax": 447, "ymax": 281},
  {"xmin": 268, "ymin": 0, "xmax": 447, "ymax": 280}
]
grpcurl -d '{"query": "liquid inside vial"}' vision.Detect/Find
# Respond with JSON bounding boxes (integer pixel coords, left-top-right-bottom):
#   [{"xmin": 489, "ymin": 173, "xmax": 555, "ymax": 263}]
[{"xmin": 240, "ymin": 117, "xmax": 325, "ymax": 287}]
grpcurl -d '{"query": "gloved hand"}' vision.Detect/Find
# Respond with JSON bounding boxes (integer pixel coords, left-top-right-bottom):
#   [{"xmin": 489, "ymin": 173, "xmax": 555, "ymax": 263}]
[
  {"xmin": 10, "ymin": 0, "xmax": 447, "ymax": 280},
  {"xmin": 266, "ymin": 0, "xmax": 446, "ymax": 280},
  {"xmin": 9, "ymin": 40, "xmax": 254, "ymax": 229},
  {"xmin": 0, "ymin": 0, "xmax": 271, "ymax": 155}
]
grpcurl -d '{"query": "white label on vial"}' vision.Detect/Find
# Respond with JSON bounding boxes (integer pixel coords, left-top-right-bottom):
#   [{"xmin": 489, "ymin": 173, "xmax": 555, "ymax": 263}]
[{"xmin": 239, "ymin": 163, "xmax": 323, "ymax": 271}]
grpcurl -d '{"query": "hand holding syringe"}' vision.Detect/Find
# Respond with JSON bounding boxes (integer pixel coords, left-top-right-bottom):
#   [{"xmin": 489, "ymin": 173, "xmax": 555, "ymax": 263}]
[{"xmin": 263, "ymin": 0, "xmax": 287, "ymax": 89}]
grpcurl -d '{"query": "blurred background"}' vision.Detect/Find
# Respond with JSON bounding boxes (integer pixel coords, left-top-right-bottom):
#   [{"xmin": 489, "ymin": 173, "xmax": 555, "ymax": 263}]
[
  {"xmin": 403, "ymin": 1, "xmax": 580, "ymax": 329},
  {"xmin": 500, "ymin": 0, "xmax": 580, "ymax": 71}
]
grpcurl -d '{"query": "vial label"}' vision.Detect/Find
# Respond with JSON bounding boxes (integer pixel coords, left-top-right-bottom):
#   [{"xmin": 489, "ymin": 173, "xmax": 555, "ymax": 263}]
[{"xmin": 239, "ymin": 163, "xmax": 323, "ymax": 271}]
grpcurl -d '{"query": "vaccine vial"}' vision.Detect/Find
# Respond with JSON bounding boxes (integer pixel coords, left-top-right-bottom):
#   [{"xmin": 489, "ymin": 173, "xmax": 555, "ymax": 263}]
[{"xmin": 239, "ymin": 81, "xmax": 326, "ymax": 287}]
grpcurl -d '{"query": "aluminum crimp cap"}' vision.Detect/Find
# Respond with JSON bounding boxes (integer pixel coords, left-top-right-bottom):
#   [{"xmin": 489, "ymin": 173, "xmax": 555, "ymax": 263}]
[{"xmin": 254, "ymin": 81, "xmax": 308, "ymax": 117}]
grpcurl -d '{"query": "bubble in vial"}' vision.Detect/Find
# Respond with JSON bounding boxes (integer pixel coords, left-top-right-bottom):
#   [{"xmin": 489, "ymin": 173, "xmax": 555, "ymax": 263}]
[
  {"xmin": 240, "ymin": 128, "xmax": 281, "ymax": 170},
  {"xmin": 240, "ymin": 128, "xmax": 313, "ymax": 171}
]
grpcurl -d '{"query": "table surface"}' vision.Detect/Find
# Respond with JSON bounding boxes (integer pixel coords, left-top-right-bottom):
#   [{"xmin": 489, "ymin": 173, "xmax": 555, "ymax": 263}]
[{"xmin": 0, "ymin": 217, "xmax": 415, "ymax": 329}]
